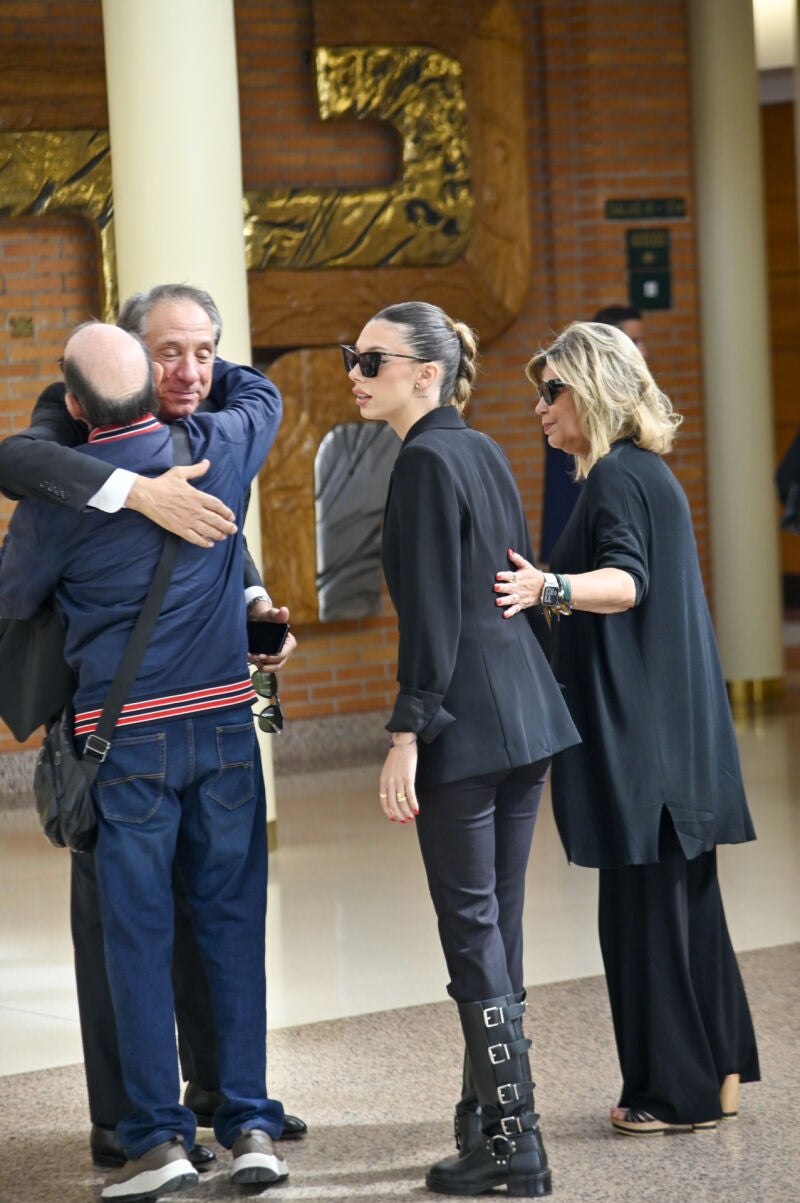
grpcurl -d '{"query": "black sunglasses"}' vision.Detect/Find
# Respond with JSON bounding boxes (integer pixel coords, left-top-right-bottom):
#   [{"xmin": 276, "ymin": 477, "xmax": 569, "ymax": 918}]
[
  {"xmin": 340, "ymin": 344, "xmax": 426, "ymax": 378},
  {"xmin": 252, "ymin": 670, "xmax": 284, "ymax": 735},
  {"xmin": 538, "ymin": 379, "xmax": 569, "ymax": 406}
]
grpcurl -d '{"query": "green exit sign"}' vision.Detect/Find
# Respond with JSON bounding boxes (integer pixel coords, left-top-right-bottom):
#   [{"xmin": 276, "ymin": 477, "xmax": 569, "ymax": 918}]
[{"xmin": 626, "ymin": 228, "xmax": 671, "ymax": 310}]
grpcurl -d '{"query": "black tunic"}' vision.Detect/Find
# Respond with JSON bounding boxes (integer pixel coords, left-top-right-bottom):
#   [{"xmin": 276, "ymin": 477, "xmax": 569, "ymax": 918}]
[
  {"xmin": 549, "ymin": 439, "xmax": 756, "ymax": 868},
  {"xmin": 382, "ymin": 406, "xmax": 580, "ymax": 789}
]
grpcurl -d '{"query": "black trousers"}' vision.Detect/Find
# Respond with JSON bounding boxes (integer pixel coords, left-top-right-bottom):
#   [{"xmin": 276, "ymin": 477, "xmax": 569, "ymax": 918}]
[
  {"xmin": 598, "ymin": 814, "xmax": 760, "ymax": 1125},
  {"xmin": 70, "ymin": 848, "xmax": 220, "ymax": 1128},
  {"xmin": 414, "ymin": 759, "xmax": 549, "ymax": 1004}
]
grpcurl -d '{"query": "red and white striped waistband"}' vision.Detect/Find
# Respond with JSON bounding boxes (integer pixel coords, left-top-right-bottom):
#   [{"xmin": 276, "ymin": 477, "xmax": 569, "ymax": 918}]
[{"xmin": 74, "ymin": 678, "xmax": 257, "ymax": 736}]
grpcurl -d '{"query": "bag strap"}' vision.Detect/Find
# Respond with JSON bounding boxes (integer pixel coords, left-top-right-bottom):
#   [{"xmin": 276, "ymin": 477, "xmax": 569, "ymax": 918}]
[{"xmin": 82, "ymin": 425, "xmax": 191, "ymax": 771}]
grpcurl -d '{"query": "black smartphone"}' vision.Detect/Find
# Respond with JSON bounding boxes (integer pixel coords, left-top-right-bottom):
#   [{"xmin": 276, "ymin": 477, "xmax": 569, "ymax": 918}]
[{"xmin": 247, "ymin": 620, "xmax": 290, "ymax": 656}]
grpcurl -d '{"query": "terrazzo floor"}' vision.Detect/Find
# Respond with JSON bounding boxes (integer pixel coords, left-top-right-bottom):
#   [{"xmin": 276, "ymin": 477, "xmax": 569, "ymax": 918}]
[
  {"xmin": 0, "ymin": 945, "xmax": 797, "ymax": 1202},
  {"xmin": 2, "ymin": 676, "xmax": 800, "ymax": 1201}
]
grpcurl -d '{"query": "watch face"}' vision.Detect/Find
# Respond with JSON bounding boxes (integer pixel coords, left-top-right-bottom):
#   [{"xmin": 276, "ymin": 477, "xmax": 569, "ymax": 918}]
[{"xmin": 542, "ymin": 585, "xmax": 560, "ymax": 606}]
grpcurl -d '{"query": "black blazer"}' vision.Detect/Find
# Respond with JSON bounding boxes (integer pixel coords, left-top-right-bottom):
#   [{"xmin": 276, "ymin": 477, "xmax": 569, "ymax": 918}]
[{"xmin": 382, "ymin": 406, "xmax": 579, "ymax": 789}]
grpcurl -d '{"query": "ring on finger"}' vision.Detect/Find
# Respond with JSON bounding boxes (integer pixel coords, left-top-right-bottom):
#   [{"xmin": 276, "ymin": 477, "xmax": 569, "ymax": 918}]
[{"xmin": 397, "ymin": 792, "xmax": 407, "ymax": 801}]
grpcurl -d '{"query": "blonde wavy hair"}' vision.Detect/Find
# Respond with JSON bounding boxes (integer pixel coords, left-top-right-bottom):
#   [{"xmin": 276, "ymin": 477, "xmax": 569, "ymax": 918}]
[{"xmin": 526, "ymin": 321, "xmax": 682, "ymax": 479}]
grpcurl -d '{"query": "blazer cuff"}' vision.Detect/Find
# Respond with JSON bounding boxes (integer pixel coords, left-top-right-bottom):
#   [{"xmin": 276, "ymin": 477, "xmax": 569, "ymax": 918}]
[{"xmin": 387, "ymin": 688, "xmax": 456, "ymax": 743}]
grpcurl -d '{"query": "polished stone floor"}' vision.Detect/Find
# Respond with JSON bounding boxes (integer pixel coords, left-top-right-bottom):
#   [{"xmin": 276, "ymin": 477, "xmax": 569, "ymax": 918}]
[{"xmin": 1, "ymin": 683, "xmax": 798, "ymax": 1079}]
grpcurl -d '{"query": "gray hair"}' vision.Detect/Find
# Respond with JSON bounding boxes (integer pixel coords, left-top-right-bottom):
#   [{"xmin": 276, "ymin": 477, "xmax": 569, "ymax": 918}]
[{"xmin": 117, "ymin": 284, "xmax": 222, "ymax": 346}]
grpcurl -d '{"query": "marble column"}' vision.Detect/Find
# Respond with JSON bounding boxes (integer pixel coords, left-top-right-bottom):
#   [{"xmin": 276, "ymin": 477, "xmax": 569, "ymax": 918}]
[
  {"xmin": 688, "ymin": 0, "xmax": 784, "ymax": 703},
  {"xmin": 101, "ymin": 0, "xmax": 278, "ymax": 835}
]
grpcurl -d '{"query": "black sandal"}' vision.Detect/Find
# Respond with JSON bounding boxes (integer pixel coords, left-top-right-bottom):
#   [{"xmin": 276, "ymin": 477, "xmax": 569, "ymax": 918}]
[{"xmin": 610, "ymin": 1106, "xmax": 716, "ymax": 1136}]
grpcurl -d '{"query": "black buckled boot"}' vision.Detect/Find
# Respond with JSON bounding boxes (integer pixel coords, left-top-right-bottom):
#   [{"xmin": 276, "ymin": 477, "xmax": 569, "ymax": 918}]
[
  {"xmin": 426, "ymin": 991, "xmax": 552, "ymax": 1197},
  {"xmin": 454, "ymin": 1050, "xmax": 482, "ymax": 1154}
]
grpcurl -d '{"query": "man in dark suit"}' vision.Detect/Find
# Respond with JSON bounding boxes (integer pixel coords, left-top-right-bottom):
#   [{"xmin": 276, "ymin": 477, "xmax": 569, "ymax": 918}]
[{"xmin": 0, "ymin": 284, "xmax": 306, "ymax": 1168}]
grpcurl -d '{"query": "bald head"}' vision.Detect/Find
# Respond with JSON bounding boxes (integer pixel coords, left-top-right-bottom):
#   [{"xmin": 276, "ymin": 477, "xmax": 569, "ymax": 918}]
[{"xmin": 62, "ymin": 321, "xmax": 157, "ymax": 428}]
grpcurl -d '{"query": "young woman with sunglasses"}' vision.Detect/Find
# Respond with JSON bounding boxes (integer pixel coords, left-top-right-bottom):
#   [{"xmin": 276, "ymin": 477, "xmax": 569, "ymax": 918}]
[
  {"xmin": 494, "ymin": 320, "xmax": 760, "ymax": 1136},
  {"xmin": 343, "ymin": 301, "xmax": 579, "ymax": 1197}
]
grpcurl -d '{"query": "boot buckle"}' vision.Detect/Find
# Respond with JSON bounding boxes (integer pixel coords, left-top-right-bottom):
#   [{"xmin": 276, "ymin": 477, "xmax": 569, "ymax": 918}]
[
  {"xmin": 488, "ymin": 1041, "xmax": 510, "ymax": 1065},
  {"xmin": 501, "ymin": 1115, "xmax": 524, "ymax": 1136},
  {"xmin": 489, "ymin": 1133, "xmax": 516, "ymax": 1164},
  {"xmin": 497, "ymin": 1083, "xmax": 521, "ymax": 1104},
  {"xmin": 483, "ymin": 1005, "xmax": 504, "ymax": 1027}
]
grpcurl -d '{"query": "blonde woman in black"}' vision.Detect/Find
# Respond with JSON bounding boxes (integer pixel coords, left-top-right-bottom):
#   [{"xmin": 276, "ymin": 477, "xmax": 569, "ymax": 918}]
[{"xmin": 495, "ymin": 321, "xmax": 759, "ymax": 1135}]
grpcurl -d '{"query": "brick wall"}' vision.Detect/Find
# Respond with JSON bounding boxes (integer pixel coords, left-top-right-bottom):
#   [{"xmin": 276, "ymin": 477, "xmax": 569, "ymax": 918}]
[
  {"xmin": 0, "ymin": 0, "xmax": 708, "ymax": 741},
  {"xmin": 0, "ymin": 218, "xmax": 100, "ymax": 753}
]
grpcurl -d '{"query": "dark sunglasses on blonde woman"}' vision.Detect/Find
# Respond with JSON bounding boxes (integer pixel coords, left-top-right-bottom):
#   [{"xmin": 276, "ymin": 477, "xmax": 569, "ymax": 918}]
[{"xmin": 538, "ymin": 379, "xmax": 569, "ymax": 406}]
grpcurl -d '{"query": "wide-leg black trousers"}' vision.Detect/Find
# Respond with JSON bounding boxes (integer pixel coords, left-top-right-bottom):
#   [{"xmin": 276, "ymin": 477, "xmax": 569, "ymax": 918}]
[
  {"xmin": 70, "ymin": 848, "xmax": 219, "ymax": 1127},
  {"xmin": 598, "ymin": 814, "xmax": 760, "ymax": 1125}
]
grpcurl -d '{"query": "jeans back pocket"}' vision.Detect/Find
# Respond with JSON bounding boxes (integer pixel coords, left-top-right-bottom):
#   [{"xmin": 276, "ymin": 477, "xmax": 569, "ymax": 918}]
[
  {"xmin": 94, "ymin": 733, "xmax": 166, "ymax": 824},
  {"xmin": 208, "ymin": 721, "xmax": 256, "ymax": 811}
]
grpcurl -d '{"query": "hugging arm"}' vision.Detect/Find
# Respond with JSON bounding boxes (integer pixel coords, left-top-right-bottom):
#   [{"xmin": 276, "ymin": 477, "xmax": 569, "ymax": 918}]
[
  {"xmin": 0, "ymin": 383, "xmax": 236, "ymax": 546},
  {"xmin": 0, "ymin": 383, "xmax": 109, "ymax": 509}
]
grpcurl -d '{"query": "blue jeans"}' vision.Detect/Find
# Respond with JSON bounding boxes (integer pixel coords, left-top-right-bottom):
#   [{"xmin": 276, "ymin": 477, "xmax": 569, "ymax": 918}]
[{"xmin": 89, "ymin": 705, "xmax": 284, "ymax": 1158}]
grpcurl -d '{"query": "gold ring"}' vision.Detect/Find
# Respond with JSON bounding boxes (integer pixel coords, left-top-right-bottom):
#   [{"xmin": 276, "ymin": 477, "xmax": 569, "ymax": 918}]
[
  {"xmin": 397, "ymin": 792, "xmax": 407, "ymax": 801},
  {"xmin": 379, "ymin": 792, "xmax": 388, "ymax": 799}
]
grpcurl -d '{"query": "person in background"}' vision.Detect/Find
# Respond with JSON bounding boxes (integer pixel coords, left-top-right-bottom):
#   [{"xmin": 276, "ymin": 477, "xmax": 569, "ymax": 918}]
[
  {"xmin": 343, "ymin": 301, "xmax": 580, "ymax": 1197},
  {"xmin": 539, "ymin": 305, "xmax": 647, "ymax": 563},
  {"xmin": 0, "ymin": 284, "xmax": 305, "ymax": 1170},
  {"xmin": 495, "ymin": 320, "xmax": 759, "ymax": 1136},
  {"xmin": 591, "ymin": 304, "xmax": 647, "ymax": 360}
]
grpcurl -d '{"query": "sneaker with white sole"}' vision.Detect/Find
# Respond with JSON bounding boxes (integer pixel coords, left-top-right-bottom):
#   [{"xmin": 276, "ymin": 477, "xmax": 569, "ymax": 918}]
[
  {"xmin": 230, "ymin": 1128, "xmax": 289, "ymax": 1185},
  {"xmin": 101, "ymin": 1136, "xmax": 198, "ymax": 1200}
]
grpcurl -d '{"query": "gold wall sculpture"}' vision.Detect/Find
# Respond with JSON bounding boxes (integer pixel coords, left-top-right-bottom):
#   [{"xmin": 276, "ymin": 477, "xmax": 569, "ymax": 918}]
[
  {"xmin": 0, "ymin": 0, "xmax": 530, "ymax": 625},
  {"xmin": 0, "ymin": 1, "xmax": 528, "ymax": 347},
  {"xmin": 251, "ymin": 0, "xmax": 531, "ymax": 620},
  {"xmin": 0, "ymin": 41, "xmax": 477, "ymax": 325},
  {"xmin": 250, "ymin": 0, "xmax": 529, "ymax": 346},
  {"xmin": 257, "ymin": 348, "xmax": 347, "ymax": 623},
  {"xmin": 245, "ymin": 45, "xmax": 473, "ymax": 271},
  {"xmin": 0, "ymin": 130, "xmax": 117, "ymax": 320}
]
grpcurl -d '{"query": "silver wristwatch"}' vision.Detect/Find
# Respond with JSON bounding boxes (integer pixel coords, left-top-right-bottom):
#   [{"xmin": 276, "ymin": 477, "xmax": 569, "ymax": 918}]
[{"xmin": 540, "ymin": 572, "xmax": 561, "ymax": 607}]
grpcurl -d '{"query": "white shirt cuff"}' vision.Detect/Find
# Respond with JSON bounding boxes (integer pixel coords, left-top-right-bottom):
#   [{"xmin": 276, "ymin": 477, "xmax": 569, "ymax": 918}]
[
  {"xmin": 245, "ymin": 585, "xmax": 273, "ymax": 608},
  {"xmin": 88, "ymin": 468, "xmax": 137, "ymax": 513}
]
